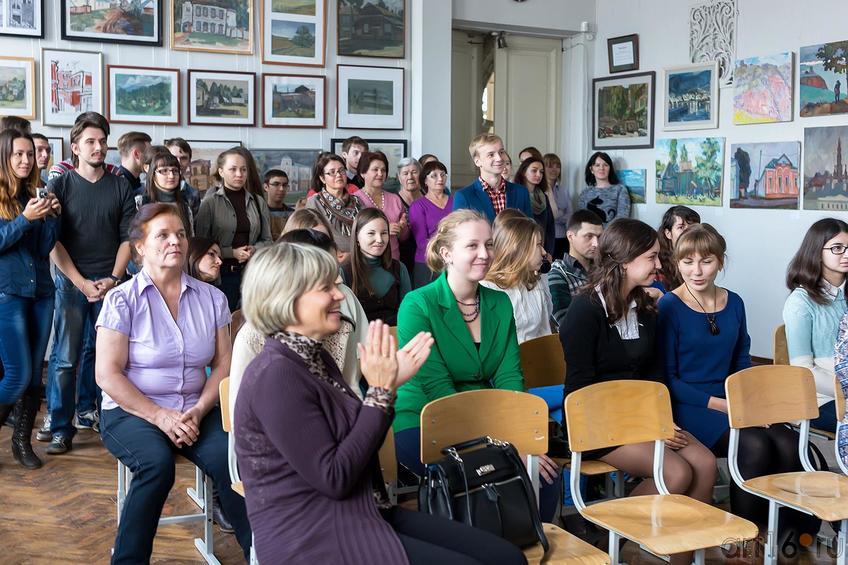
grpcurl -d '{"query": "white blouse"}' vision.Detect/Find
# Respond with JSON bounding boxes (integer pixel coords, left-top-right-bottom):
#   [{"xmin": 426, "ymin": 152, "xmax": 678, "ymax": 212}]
[{"xmin": 481, "ymin": 274, "xmax": 554, "ymax": 344}]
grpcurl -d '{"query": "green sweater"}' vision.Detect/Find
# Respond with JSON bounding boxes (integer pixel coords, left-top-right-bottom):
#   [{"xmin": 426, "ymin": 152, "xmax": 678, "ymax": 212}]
[{"xmin": 393, "ymin": 273, "xmax": 524, "ymax": 432}]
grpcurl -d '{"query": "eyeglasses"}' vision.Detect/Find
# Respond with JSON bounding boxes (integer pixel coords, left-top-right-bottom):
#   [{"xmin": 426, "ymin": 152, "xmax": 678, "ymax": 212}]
[
  {"xmin": 323, "ymin": 169, "xmax": 346, "ymax": 177},
  {"xmin": 427, "ymin": 172, "xmax": 447, "ymax": 180},
  {"xmin": 823, "ymin": 244, "xmax": 848, "ymax": 255},
  {"xmin": 155, "ymin": 167, "xmax": 181, "ymax": 176},
  {"xmin": 267, "ymin": 181, "xmax": 289, "ymax": 188}
]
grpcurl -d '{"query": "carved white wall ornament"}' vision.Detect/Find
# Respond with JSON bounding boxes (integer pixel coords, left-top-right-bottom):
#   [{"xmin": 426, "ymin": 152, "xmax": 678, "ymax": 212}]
[{"xmin": 689, "ymin": 0, "xmax": 737, "ymax": 87}]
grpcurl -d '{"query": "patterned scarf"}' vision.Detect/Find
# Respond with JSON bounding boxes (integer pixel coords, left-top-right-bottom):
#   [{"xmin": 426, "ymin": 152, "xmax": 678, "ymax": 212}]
[
  {"xmin": 834, "ymin": 315, "xmax": 848, "ymax": 468},
  {"xmin": 317, "ymin": 189, "xmax": 362, "ymax": 238},
  {"xmin": 530, "ymin": 185, "xmax": 548, "ymax": 216},
  {"xmin": 273, "ymin": 330, "xmax": 353, "ymax": 398}
]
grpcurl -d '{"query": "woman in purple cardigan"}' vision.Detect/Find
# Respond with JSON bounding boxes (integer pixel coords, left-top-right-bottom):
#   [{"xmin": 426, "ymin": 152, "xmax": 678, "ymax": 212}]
[
  {"xmin": 234, "ymin": 243, "xmax": 528, "ymax": 564},
  {"xmin": 408, "ymin": 160, "xmax": 453, "ymax": 288}
]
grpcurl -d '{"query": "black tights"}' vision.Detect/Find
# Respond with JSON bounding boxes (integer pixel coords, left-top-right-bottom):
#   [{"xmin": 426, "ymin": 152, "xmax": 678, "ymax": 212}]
[{"xmin": 712, "ymin": 425, "xmax": 819, "ymax": 535}]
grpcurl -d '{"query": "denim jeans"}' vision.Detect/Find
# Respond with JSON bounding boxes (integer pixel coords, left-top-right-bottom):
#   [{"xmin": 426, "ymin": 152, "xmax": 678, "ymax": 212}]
[
  {"xmin": 47, "ymin": 271, "xmax": 104, "ymax": 438},
  {"xmin": 0, "ymin": 293, "xmax": 54, "ymax": 404},
  {"xmin": 101, "ymin": 407, "xmax": 252, "ymax": 562}
]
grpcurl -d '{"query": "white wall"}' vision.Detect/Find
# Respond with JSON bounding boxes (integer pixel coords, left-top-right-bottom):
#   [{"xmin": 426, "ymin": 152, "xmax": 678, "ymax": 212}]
[
  {"xmin": 452, "ymin": 0, "xmax": 595, "ymax": 35},
  {"xmin": 6, "ymin": 3, "xmax": 411, "ymax": 158},
  {"xmin": 592, "ymin": 0, "xmax": 848, "ymax": 357}
]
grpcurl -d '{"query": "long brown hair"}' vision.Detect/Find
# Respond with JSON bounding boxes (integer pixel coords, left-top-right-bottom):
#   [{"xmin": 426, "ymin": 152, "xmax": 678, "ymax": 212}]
[
  {"xmin": 582, "ymin": 218, "xmax": 658, "ymax": 323},
  {"xmin": 0, "ymin": 129, "xmax": 38, "ymax": 220},
  {"xmin": 144, "ymin": 148, "xmax": 191, "ymax": 230},
  {"xmin": 657, "ymin": 205, "xmax": 701, "ymax": 289},
  {"xmin": 787, "ymin": 218, "xmax": 848, "ymax": 305},
  {"xmin": 486, "ymin": 216, "xmax": 543, "ymax": 290},
  {"xmin": 214, "ymin": 147, "xmax": 263, "ymax": 196},
  {"xmin": 347, "ymin": 207, "xmax": 392, "ymax": 296}
]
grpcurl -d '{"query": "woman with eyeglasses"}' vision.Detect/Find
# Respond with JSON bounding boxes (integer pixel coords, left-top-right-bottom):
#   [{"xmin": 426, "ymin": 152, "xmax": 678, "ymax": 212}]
[
  {"xmin": 784, "ymin": 218, "xmax": 848, "ymax": 434},
  {"xmin": 408, "ymin": 160, "xmax": 453, "ymax": 288},
  {"xmin": 139, "ymin": 149, "xmax": 194, "ymax": 235},
  {"xmin": 306, "ymin": 154, "xmax": 363, "ymax": 263}
]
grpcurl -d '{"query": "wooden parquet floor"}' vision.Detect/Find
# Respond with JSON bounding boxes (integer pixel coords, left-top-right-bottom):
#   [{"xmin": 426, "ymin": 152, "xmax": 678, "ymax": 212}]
[{"xmin": 0, "ymin": 409, "xmax": 244, "ymax": 565}]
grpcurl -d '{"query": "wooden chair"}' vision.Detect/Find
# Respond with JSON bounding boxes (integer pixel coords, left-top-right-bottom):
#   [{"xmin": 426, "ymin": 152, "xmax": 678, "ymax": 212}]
[
  {"xmin": 835, "ymin": 375, "xmax": 848, "ymax": 475},
  {"xmin": 377, "ymin": 427, "xmax": 400, "ymax": 504},
  {"xmin": 231, "ymin": 309, "xmax": 245, "ymax": 348},
  {"xmin": 420, "ymin": 389, "xmax": 610, "ymax": 564},
  {"xmin": 726, "ymin": 366, "xmax": 848, "ymax": 565},
  {"xmin": 519, "ymin": 334, "xmax": 622, "ymax": 496},
  {"xmin": 565, "ymin": 380, "xmax": 757, "ymax": 565}
]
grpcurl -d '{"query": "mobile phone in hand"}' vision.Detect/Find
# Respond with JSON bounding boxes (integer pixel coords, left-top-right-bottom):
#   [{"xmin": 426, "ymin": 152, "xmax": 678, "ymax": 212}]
[{"xmin": 37, "ymin": 187, "xmax": 48, "ymax": 200}]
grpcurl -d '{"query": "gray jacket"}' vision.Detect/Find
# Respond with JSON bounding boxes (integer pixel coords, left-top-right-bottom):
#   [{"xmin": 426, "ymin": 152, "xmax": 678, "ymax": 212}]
[{"xmin": 195, "ymin": 186, "xmax": 272, "ymax": 259}]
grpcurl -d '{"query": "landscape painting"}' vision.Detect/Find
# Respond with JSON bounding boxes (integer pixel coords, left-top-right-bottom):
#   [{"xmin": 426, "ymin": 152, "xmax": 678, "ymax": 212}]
[
  {"xmin": 655, "ymin": 137, "xmax": 724, "ymax": 207},
  {"xmin": 62, "ymin": 0, "xmax": 161, "ymax": 45},
  {"xmin": 250, "ymin": 148, "xmax": 321, "ymax": 200},
  {"xmin": 619, "ymin": 168, "xmax": 646, "ymax": 204},
  {"xmin": 800, "ymin": 41, "xmax": 848, "ymax": 117},
  {"xmin": 337, "ymin": 65, "xmax": 403, "ymax": 129},
  {"xmin": 729, "ymin": 142, "xmax": 800, "ymax": 209},
  {"xmin": 172, "ymin": 0, "xmax": 253, "ymax": 55},
  {"xmin": 0, "ymin": 57, "xmax": 35, "ymax": 119},
  {"xmin": 0, "ymin": 0, "xmax": 43, "ymax": 38},
  {"xmin": 592, "ymin": 71, "xmax": 655, "ymax": 150},
  {"xmin": 338, "ymin": 0, "xmax": 404, "ymax": 58},
  {"xmin": 663, "ymin": 62, "xmax": 718, "ymax": 130},
  {"xmin": 803, "ymin": 125, "xmax": 848, "ymax": 210},
  {"xmin": 262, "ymin": 0, "xmax": 325, "ymax": 66},
  {"xmin": 41, "ymin": 48, "xmax": 102, "ymax": 127},
  {"xmin": 263, "ymin": 73, "xmax": 325, "ymax": 127},
  {"xmin": 108, "ymin": 65, "xmax": 179, "ymax": 124},
  {"xmin": 733, "ymin": 52, "xmax": 793, "ymax": 125},
  {"xmin": 188, "ymin": 70, "xmax": 255, "ymax": 126},
  {"xmin": 186, "ymin": 140, "xmax": 242, "ymax": 192}
]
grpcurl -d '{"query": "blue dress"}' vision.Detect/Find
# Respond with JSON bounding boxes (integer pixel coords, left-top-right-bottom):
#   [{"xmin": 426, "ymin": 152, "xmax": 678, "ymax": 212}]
[{"xmin": 657, "ymin": 290, "xmax": 752, "ymax": 448}]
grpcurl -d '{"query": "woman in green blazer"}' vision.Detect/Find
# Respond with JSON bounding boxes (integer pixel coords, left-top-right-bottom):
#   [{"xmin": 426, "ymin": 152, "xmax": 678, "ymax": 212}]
[{"xmin": 394, "ymin": 209, "xmax": 560, "ymax": 520}]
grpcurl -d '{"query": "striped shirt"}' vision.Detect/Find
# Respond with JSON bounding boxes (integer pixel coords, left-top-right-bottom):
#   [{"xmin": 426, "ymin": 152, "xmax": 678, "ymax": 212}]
[{"xmin": 549, "ymin": 255, "xmax": 589, "ymax": 328}]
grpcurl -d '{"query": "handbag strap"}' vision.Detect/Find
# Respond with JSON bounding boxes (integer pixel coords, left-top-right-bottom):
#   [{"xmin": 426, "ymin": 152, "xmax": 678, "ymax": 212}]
[
  {"xmin": 502, "ymin": 443, "xmax": 550, "ymax": 553},
  {"xmin": 447, "ymin": 448, "xmax": 475, "ymax": 527}
]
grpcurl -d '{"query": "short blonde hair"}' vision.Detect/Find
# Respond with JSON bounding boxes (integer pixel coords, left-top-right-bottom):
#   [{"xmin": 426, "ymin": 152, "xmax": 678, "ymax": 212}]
[
  {"xmin": 425, "ymin": 209, "xmax": 489, "ymax": 273},
  {"xmin": 674, "ymin": 223, "xmax": 727, "ymax": 270},
  {"xmin": 486, "ymin": 216, "xmax": 543, "ymax": 290},
  {"xmin": 468, "ymin": 133, "xmax": 503, "ymax": 160},
  {"xmin": 241, "ymin": 243, "xmax": 339, "ymax": 335}
]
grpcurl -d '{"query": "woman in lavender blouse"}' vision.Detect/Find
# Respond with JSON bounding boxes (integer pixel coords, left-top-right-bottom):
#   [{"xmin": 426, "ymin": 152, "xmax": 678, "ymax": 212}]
[
  {"xmin": 95, "ymin": 203, "xmax": 252, "ymax": 562},
  {"xmin": 408, "ymin": 160, "xmax": 453, "ymax": 288}
]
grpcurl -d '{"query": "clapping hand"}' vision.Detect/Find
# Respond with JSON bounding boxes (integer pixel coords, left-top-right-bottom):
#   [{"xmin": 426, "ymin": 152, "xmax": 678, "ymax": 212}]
[{"xmin": 396, "ymin": 331, "xmax": 433, "ymax": 386}]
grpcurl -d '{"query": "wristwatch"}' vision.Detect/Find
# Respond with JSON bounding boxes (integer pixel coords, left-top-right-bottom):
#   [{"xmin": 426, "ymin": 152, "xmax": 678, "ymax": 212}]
[{"xmin": 109, "ymin": 274, "xmax": 122, "ymax": 284}]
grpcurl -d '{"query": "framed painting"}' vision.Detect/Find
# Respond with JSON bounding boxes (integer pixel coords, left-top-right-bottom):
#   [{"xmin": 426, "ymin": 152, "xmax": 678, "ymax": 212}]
[
  {"xmin": 262, "ymin": 73, "xmax": 325, "ymax": 128},
  {"xmin": 338, "ymin": 0, "xmax": 404, "ymax": 58},
  {"xmin": 592, "ymin": 71, "xmax": 655, "ymax": 150},
  {"xmin": 663, "ymin": 62, "xmax": 719, "ymax": 131},
  {"xmin": 655, "ymin": 137, "xmax": 724, "ymax": 207},
  {"xmin": 803, "ymin": 125, "xmax": 848, "ymax": 210},
  {"xmin": 0, "ymin": 0, "xmax": 43, "ymax": 38},
  {"xmin": 800, "ymin": 40, "xmax": 848, "ymax": 117},
  {"xmin": 107, "ymin": 65, "xmax": 180, "ymax": 125},
  {"xmin": 186, "ymin": 139, "xmax": 242, "ymax": 191},
  {"xmin": 729, "ymin": 141, "xmax": 800, "ymax": 209},
  {"xmin": 250, "ymin": 148, "xmax": 321, "ymax": 200},
  {"xmin": 337, "ymin": 65, "xmax": 403, "ymax": 129},
  {"xmin": 171, "ymin": 0, "xmax": 254, "ymax": 55},
  {"xmin": 41, "ymin": 48, "xmax": 103, "ymax": 127},
  {"xmin": 331, "ymin": 137, "xmax": 406, "ymax": 191},
  {"xmin": 733, "ymin": 52, "xmax": 793, "ymax": 125},
  {"xmin": 62, "ymin": 0, "xmax": 162, "ymax": 46},
  {"xmin": 607, "ymin": 34, "xmax": 639, "ymax": 74},
  {"xmin": 262, "ymin": 0, "xmax": 326, "ymax": 66},
  {"xmin": 0, "ymin": 56, "xmax": 36, "ymax": 119},
  {"xmin": 188, "ymin": 70, "xmax": 256, "ymax": 126}
]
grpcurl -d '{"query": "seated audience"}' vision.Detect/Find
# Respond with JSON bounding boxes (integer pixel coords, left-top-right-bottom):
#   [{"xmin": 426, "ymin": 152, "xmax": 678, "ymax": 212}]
[
  {"xmin": 186, "ymin": 237, "xmax": 222, "ymax": 285},
  {"xmin": 0, "ymin": 128, "xmax": 60, "ymax": 469},
  {"xmin": 561, "ymin": 218, "xmax": 715, "ymax": 565},
  {"xmin": 394, "ymin": 209, "xmax": 560, "ymax": 521},
  {"xmin": 577, "ymin": 152, "xmax": 630, "ymax": 226},
  {"xmin": 453, "ymin": 134, "xmax": 532, "ymax": 221},
  {"xmin": 396, "ymin": 157, "xmax": 424, "ymax": 275},
  {"xmin": 95, "ymin": 204, "xmax": 251, "ymax": 561},
  {"xmin": 518, "ymin": 146, "xmax": 543, "ymax": 163},
  {"xmin": 657, "ymin": 205, "xmax": 701, "ymax": 290},
  {"xmin": 481, "ymin": 215, "xmax": 553, "ymax": 343},
  {"xmin": 235, "ymin": 243, "xmax": 525, "ymax": 564},
  {"xmin": 305, "ymin": 153, "xmax": 363, "ymax": 261},
  {"xmin": 409, "ymin": 160, "xmax": 453, "ymax": 288},
  {"xmin": 139, "ymin": 148, "xmax": 194, "ymax": 234},
  {"xmin": 263, "ymin": 168, "xmax": 294, "ymax": 240},
  {"xmin": 341, "ymin": 208, "xmax": 411, "ymax": 325},
  {"xmin": 354, "ymin": 151, "xmax": 409, "ymax": 261},
  {"xmin": 543, "ymin": 153, "xmax": 572, "ymax": 259},
  {"xmin": 783, "ymin": 218, "xmax": 848, "ymax": 433},
  {"xmin": 513, "ymin": 157, "xmax": 555, "ymax": 256},
  {"xmin": 659, "ymin": 223, "xmax": 815, "ymax": 540},
  {"xmin": 549, "ymin": 209, "xmax": 603, "ymax": 328},
  {"xmin": 195, "ymin": 148, "xmax": 272, "ymax": 311}
]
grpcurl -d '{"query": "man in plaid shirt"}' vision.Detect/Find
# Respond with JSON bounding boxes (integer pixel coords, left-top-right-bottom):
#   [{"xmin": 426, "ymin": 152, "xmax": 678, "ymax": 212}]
[{"xmin": 549, "ymin": 209, "xmax": 604, "ymax": 328}]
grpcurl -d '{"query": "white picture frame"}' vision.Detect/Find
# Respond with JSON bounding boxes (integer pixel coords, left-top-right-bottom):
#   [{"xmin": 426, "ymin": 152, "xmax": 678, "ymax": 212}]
[
  {"xmin": 262, "ymin": 73, "xmax": 325, "ymax": 128},
  {"xmin": 41, "ymin": 48, "xmax": 103, "ymax": 127},
  {"xmin": 336, "ymin": 64, "xmax": 403, "ymax": 130},
  {"xmin": 663, "ymin": 61, "xmax": 719, "ymax": 131}
]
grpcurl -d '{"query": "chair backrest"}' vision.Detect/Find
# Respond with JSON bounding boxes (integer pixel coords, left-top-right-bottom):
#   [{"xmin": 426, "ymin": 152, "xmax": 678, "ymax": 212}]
[
  {"xmin": 725, "ymin": 365, "xmax": 818, "ymax": 429},
  {"xmin": 419, "ymin": 390, "xmax": 548, "ymax": 464},
  {"xmin": 836, "ymin": 375, "xmax": 846, "ymax": 422},
  {"xmin": 520, "ymin": 334, "xmax": 566, "ymax": 390},
  {"xmin": 564, "ymin": 380, "xmax": 674, "ymax": 453},
  {"xmin": 378, "ymin": 428, "xmax": 398, "ymax": 484},
  {"xmin": 219, "ymin": 377, "xmax": 231, "ymax": 433},
  {"xmin": 773, "ymin": 324, "xmax": 789, "ymax": 365},
  {"xmin": 231, "ymin": 310, "xmax": 245, "ymax": 348}
]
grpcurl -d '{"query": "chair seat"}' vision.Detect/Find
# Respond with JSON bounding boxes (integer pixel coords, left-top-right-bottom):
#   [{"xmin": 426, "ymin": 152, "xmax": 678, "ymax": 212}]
[
  {"xmin": 522, "ymin": 523, "xmax": 610, "ymax": 564},
  {"xmin": 744, "ymin": 471, "xmax": 848, "ymax": 521},
  {"xmin": 232, "ymin": 481, "xmax": 244, "ymax": 497},
  {"xmin": 554, "ymin": 458, "xmax": 618, "ymax": 476},
  {"xmin": 580, "ymin": 494, "xmax": 757, "ymax": 556}
]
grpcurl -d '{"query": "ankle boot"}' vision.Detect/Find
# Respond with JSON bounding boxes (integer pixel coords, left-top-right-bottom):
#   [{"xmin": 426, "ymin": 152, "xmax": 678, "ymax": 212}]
[{"xmin": 11, "ymin": 390, "xmax": 43, "ymax": 469}]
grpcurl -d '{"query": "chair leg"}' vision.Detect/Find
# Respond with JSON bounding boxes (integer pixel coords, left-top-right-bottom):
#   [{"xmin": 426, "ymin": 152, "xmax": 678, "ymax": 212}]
[
  {"xmin": 608, "ymin": 530, "xmax": 620, "ymax": 565},
  {"xmin": 765, "ymin": 500, "xmax": 779, "ymax": 565},
  {"xmin": 187, "ymin": 466, "xmax": 206, "ymax": 510},
  {"xmin": 838, "ymin": 519, "xmax": 847, "ymax": 565},
  {"xmin": 614, "ymin": 471, "xmax": 624, "ymax": 498},
  {"xmin": 693, "ymin": 548, "xmax": 706, "ymax": 565},
  {"xmin": 193, "ymin": 472, "xmax": 220, "ymax": 565}
]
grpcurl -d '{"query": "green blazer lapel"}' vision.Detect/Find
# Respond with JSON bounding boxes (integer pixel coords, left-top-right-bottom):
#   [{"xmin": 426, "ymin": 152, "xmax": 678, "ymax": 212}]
[
  {"xmin": 477, "ymin": 286, "xmax": 503, "ymax": 363},
  {"xmin": 435, "ymin": 274, "xmax": 479, "ymax": 360}
]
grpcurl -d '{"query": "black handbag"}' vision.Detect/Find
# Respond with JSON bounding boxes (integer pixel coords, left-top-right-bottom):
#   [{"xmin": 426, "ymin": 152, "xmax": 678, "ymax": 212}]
[{"xmin": 418, "ymin": 436, "xmax": 549, "ymax": 551}]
